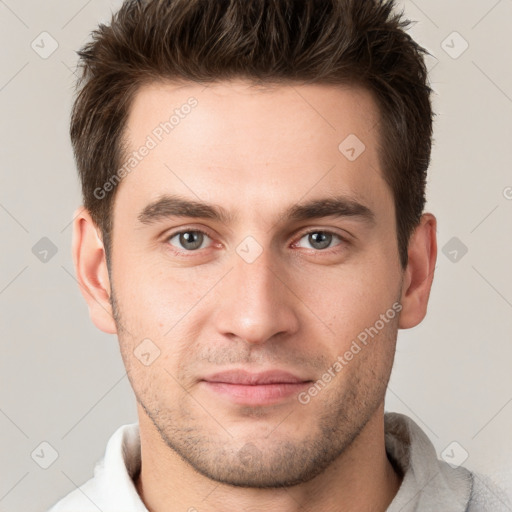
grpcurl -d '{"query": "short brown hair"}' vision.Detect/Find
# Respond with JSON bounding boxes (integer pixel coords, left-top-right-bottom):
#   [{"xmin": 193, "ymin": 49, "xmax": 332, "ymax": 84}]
[{"xmin": 71, "ymin": 0, "xmax": 433, "ymax": 270}]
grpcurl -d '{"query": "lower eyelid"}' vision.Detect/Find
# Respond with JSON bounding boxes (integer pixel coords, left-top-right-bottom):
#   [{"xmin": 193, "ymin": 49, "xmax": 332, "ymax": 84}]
[
  {"xmin": 167, "ymin": 229, "xmax": 213, "ymax": 250},
  {"xmin": 165, "ymin": 229, "xmax": 347, "ymax": 253}
]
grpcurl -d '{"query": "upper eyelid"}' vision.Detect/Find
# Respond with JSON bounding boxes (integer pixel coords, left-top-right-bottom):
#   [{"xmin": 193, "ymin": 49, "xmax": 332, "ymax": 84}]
[
  {"xmin": 165, "ymin": 227, "xmax": 349, "ymax": 250},
  {"xmin": 164, "ymin": 226, "xmax": 215, "ymax": 241},
  {"xmin": 298, "ymin": 228, "xmax": 348, "ymax": 240},
  {"xmin": 293, "ymin": 230, "xmax": 347, "ymax": 250}
]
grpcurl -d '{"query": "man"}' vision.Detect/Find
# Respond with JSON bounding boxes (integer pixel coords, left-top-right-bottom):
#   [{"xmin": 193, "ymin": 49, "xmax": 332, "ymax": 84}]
[{"xmin": 49, "ymin": 0, "xmax": 510, "ymax": 510}]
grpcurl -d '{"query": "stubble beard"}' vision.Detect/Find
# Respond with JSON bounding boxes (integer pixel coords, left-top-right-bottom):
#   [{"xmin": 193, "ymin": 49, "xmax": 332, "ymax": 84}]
[{"xmin": 110, "ymin": 286, "xmax": 398, "ymax": 488}]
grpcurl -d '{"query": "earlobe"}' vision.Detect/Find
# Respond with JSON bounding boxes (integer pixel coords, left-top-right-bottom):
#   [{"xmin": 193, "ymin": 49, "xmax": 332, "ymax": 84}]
[
  {"xmin": 398, "ymin": 213, "xmax": 437, "ymax": 330},
  {"xmin": 72, "ymin": 206, "xmax": 117, "ymax": 334}
]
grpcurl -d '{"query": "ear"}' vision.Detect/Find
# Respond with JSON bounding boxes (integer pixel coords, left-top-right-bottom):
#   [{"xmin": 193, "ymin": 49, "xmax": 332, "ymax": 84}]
[
  {"xmin": 398, "ymin": 213, "xmax": 437, "ymax": 329},
  {"xmin": 72, "ymin": 206, "xmax": 117, "ymax": 334}
]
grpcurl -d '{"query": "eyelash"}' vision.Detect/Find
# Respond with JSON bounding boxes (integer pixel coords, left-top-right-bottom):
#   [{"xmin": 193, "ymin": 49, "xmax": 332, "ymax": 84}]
[{"xmin": 164, "ymin": 227, "xmax": 349, "ymax": 256}]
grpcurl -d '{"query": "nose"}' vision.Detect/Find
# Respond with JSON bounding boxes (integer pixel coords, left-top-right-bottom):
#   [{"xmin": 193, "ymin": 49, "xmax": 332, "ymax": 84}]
[{"xmin": 212, "ymin": 246, "xmax": 300, "ymax": 345}]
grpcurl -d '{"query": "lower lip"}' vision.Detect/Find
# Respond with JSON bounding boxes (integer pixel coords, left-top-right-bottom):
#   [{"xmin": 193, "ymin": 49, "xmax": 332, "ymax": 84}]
[{"xmin": 202, "ymin": 381, "xmax": 311, "ymax": 405}]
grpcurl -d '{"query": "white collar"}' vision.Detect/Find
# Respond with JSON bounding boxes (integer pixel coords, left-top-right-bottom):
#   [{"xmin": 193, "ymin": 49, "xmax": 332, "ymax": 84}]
[{"xmin": 50, "ymin": 412, "xmax": 483, "ymax": 511}]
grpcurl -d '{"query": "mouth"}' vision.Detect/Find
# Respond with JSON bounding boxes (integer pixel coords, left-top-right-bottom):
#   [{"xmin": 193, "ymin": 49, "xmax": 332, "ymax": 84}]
[{"xmin": 200, "ymin": 369, "xmax": 313, "ymax": 406}]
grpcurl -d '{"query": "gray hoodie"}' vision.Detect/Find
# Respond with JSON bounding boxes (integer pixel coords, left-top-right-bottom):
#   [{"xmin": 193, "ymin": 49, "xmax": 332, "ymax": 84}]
[{"xmin": 48, "ymin": 412, "xmax": 511, "ymax": 511}]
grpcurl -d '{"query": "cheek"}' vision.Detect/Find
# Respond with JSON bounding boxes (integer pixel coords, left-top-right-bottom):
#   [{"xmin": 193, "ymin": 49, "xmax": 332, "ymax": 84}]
[
  {"xmin": 114, "ymin": 255, "xmax": 219, "ymax": 332},
  {"xmin": 298, "ymin": 262, "xmax": 400, "ymax": 344}
]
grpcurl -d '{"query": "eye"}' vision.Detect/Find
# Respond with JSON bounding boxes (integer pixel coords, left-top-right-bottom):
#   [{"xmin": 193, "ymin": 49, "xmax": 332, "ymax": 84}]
[
  {"xmin": 167, "ymin": 230, "xmax": 213, "ymax": 251},
  {"xmin": 295, "ymin": 230, "xmax": 345, "ymax": 251}
]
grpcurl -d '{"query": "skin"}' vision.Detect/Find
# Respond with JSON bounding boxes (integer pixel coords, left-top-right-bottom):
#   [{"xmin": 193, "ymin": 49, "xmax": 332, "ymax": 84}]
[{"xmin": 72, "ymin": 80, "xmax": 437, "ymax": 511}]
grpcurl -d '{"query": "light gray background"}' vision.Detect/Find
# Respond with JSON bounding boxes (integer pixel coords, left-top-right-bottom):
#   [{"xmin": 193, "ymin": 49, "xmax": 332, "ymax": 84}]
[{"xmin": 1, "ymin": 1, "xmax": 511, "ymax": 511}]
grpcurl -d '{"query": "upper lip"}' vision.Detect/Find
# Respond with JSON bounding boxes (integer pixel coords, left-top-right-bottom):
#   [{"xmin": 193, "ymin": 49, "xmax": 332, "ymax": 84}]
[{"xmin": 202, "ymin": 369, "xmax": 311, "ymax": 385}]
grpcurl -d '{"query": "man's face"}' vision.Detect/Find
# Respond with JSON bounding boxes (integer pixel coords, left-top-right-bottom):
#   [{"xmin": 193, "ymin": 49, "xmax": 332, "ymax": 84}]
[{"xmin": 109, "ymin": 80, "xmax": 404, "ymax": 487}]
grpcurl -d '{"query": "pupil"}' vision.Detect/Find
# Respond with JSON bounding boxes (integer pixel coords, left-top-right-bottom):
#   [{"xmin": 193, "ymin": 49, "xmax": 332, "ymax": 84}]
[
  {"xmin": 310, "ymin": 232, "xmax": 331, "ymax": 250},
  {"xmin": 180, "ymin": 231, "xmax": 203, "ymax": 250}
]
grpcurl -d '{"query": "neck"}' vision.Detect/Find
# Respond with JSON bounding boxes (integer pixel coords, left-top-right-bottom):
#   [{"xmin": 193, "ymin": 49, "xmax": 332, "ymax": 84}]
[{"xmin": 134, "ymin": 404, "xmax": 401, "ymax": 512}]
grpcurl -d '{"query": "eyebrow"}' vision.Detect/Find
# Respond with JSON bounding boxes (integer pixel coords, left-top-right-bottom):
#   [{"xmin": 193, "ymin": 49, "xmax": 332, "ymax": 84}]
[{"xmin": 137, "ymin": 194, "xmax": 375, "ymax": 227}]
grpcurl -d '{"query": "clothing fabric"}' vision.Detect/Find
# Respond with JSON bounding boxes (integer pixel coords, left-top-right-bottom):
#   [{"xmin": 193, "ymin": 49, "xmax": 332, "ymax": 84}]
[{"xmin": 48, "ymin": 412, "xmax": 510, "ymax": 511}]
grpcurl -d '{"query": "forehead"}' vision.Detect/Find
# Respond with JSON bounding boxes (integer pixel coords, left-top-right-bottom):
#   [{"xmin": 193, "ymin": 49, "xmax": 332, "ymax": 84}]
[{"xmin": 116, "ymin": 79, "xmax": 391, "ymax": 227}]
